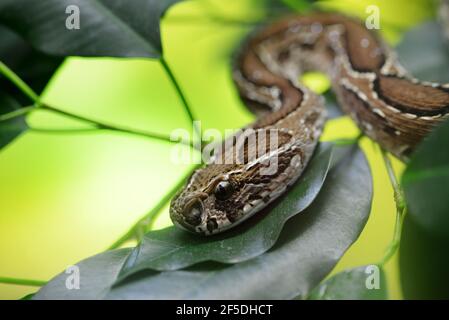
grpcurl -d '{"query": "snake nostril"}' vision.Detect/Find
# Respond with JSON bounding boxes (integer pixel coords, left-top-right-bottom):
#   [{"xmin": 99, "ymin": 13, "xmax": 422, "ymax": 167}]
[{"xmin": 184, "ymin": 201, "xmax": 203, "ymax": 226}]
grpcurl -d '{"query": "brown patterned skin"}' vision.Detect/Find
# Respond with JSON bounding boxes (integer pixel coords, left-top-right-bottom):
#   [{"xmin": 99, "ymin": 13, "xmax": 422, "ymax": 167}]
[{"xmin": 170, "ymin": 13, "xmax": 449, "ymax": 235}]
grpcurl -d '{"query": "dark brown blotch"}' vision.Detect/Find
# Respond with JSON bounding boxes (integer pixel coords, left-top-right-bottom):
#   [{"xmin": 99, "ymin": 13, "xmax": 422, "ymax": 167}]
[{"xmin": 376, "ymin": 75, "xmax": 449, "ymax": 116}]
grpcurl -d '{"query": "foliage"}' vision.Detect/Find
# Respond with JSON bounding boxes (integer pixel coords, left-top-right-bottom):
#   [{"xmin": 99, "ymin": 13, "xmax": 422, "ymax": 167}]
[
  {"xmin": 35, "ymin": 144, "xmax": 373, "ymax": 299},
  {"xmin": 0, "ymin": 0, "xmax": 448, "ymax": 300},
  {"xmin": 308, "ymin": 265, "xmax": 388, "ymax": 300}
]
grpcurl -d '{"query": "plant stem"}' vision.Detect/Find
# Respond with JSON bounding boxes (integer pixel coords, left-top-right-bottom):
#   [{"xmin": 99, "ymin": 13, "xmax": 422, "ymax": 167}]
[
  {"xmin": 40, "ymin": 104, "xmax": 191, "ymax": 147},
  {"xmin": 159, "ymin": 57, "xmax": 201, "ymax": 140},
  {"xmin": 381, "ymin": 149, "xmax": 406, "ymax": 212},
  {"xmin": 29, "ymin": 127, "xmax": 105, "ymax": 134},
  {"xmin": 107, "ymin": 165, "xmax": 201, "ymax": 251},
  {"xmin": 0, "ymin": 61, "xmax": 40, "ymax": 104},
  {"xmin": 0, "ymin": 105, "xmax": 36, "ymax": 122},
  {"xmin": 380, "ymin": 207, "xmax": 406, "ymax": 266},
  {"xmin": 379, "ymin": 149, "xmax": 407, "ymax": 266},
  {"xmin": 0, "ymin": 276, "xmax": 46, "ymax": 287}
]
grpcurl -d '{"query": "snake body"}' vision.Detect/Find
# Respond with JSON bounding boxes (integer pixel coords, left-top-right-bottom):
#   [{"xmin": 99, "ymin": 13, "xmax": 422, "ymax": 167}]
[{"xmin": 170, "ymin": 13, "xmax": 449, "ymax": 235}]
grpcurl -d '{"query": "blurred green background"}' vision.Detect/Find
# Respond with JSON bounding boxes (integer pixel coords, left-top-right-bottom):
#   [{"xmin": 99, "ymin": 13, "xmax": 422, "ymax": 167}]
[{"xmin": 0, "ymin": 0, "xmax": 438, "ymax": 299}]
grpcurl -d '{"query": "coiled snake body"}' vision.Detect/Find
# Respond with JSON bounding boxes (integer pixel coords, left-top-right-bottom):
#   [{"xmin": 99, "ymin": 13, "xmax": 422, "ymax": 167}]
[{"xmin": 170, "ymin": 13, "xmax": 449, "ymax": 235}]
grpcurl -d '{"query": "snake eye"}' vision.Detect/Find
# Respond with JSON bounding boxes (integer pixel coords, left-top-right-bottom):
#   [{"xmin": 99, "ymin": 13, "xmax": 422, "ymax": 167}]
[
  {"xmin": 185, "ymin": 201, "xmax": 203, "ymax": 226},
  {"xmin": 214, "ymin": 181, "xmax": 234, "ymax": 201}
]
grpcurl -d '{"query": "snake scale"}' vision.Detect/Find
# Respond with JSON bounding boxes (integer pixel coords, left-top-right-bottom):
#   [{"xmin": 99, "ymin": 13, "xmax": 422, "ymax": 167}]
[{"xmin": 170, "ymin": 12, "xmax": 449, "ymax": 235}]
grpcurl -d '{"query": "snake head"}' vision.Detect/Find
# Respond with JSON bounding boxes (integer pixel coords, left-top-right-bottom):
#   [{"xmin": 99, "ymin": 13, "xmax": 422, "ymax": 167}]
[
  {"xmin": 169, "ymin": 165, "xmax": 246, "ymax": 235},
  {"xmin": 169, "ymin": 147, "xmax": 310, "ymax": 236},
  {"xmin": 170, "ymin": 109, "xmax": 325, "ymax": 236},
  {"xmin": 169, "ymin": 143, "xmax": 315, "ymax": 235}
]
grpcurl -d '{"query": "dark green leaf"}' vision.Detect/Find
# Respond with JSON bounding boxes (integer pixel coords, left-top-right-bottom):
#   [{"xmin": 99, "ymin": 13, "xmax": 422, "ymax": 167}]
[
  {"xmin": 400, "ymin": 214, "xmax": 449, "ymax": 299},
  {"xmin": 117, "ymin": 143, "xmax": 333, "ymax": 278},
  {"xmin": 402, "ymin": 119, "xmax": 449, "ymax": 236},
  {"xmin": 34, "ymin": 248, "xmax": 132, "ymax": 300},
  {"xmin": 396, "ymin": 22, "xmax": 449, "ymax": 83},
  {"xmin": 400, "ymin": 117, "xmax": 449, "ymax": 298},
  {"xmin": 0, "ymin": 25, "xmax": 60, "ymax": 150},
  {"xmin": 34, "ymin": 144, "xmax": 372, "ymax": 299},
  {"xmin": 308, "ymin": 265, "xmax": 388, "ymax": 300},
  {"xmin": 0, "ymin": 0, "xmax": 182, "ymax": 59},
  {"xmin": 0, "ymin": 25, "xmax": 62, "ymax": 103}
]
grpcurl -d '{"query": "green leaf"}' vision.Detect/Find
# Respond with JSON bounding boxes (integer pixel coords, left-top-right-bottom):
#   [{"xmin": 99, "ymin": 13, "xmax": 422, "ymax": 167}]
[
  {"xmin": 117, "ymin": 143, "xmax": 333, "ymax": 278},
  {"xmin": 402, "ymin": 119, "xmax": 449, "ymax": 236},
  {"xmin": 34, "ymin": 144, "xmax": 372, "ymax": 299},
  {"xmin": 0, "ymin": 25, "xmax": 61, "ymax": 150},
  {"xmin": 396, "ymin": 22, "xmax": 449, "ymax": 83},
  {"xmin": 34, "ymin": 248, "xmax": 132, "ymax": 300},
  {"xmin": 0, "ymin": 0, "xmax": 179, "ymax": 150},
  {"xmin": 308, "ymin": 265, "xmax": 388, "ymax": 300},
  {"xmin": 0, "ymin": 94, "xmax": 28, "ymax": 149},
  {"xmin": 0, "ymin": 0, "xmax": 182, "ymax": 59},
  {"xmin": 0, "ymin": 25, "xmax": 62, "ymax": 103},
  {"xmin": 400, "ymin": 214, "xmax": 449, "ymax": 299},
  {"xmin": 400, "ymin": 117, "xmax": 449, "ymax": 299}
]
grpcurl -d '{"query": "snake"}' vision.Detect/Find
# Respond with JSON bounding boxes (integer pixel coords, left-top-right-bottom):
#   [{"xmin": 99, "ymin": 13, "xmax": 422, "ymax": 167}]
[{"xmin": 169, "ymin": 12, "xmax": 449, "ymax": 236}]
